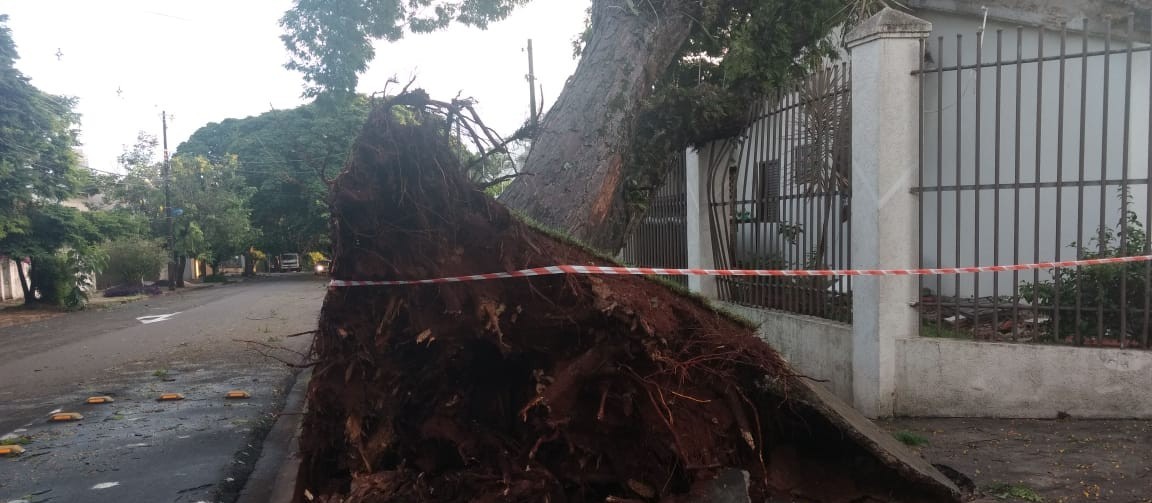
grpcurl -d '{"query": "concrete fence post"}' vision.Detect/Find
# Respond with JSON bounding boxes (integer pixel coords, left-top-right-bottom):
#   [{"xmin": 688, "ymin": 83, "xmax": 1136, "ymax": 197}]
[
  {"xmin": 685, "ymin": 145, "xmax": 718, "ymax": 298},
  {"xmin": 847, "ymin": 8, "xmax": 931, "ymax": 418}
]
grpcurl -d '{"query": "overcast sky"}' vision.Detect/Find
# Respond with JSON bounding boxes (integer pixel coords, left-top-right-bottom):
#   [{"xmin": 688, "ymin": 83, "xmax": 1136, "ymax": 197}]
[{"xmin": 0, "ymin": 0, "xmax": 589, "ymax": 174}]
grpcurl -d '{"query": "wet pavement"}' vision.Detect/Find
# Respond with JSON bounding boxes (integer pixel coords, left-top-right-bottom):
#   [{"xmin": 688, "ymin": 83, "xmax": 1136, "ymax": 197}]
[{"xmin": 0, "ymin": 275, "xmax": 324, "ymax": 503}]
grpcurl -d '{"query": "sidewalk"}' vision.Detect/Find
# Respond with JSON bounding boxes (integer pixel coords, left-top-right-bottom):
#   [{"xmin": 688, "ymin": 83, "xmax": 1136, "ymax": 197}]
[{"xmin": 880, "ymin": 418, "xmax": 1152, "ymax": 502}]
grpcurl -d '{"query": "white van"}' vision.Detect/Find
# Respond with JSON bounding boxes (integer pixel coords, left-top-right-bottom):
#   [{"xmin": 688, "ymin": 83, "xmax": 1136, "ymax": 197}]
[{"xmin": 279, "ymin": 253, "xmax": 301, "ymax": 273}]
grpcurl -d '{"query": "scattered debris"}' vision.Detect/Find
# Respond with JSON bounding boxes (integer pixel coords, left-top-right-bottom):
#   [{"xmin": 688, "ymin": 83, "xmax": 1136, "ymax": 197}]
[{"xmin": 0, "ymin": 444, "xmax": 26, "ymax": 456}]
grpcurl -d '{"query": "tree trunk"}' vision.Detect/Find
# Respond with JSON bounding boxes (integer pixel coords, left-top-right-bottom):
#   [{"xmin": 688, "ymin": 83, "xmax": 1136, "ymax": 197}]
[
  {"xmin": 499, "ymin": 0, "xmax": 695, "ymax": 253},
  {"xmin": 175, "ymin": 256, "xmax": 186, "ymax": 288},
  {"xmin": 16, "ymin": 257, "xmax": 32, "ymax": 305}
]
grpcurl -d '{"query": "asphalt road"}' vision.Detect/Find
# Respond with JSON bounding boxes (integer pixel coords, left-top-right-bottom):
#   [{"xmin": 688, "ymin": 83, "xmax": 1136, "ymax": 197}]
[{"xmin": 0, "ymin": 274, "xmax": 326, "ymax": 503}]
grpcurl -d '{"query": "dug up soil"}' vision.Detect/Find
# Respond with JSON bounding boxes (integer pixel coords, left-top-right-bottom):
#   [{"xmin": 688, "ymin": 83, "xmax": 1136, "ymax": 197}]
[{"xmin": 294, "ymin": 96, "xmax": 963, "ymax": 502}]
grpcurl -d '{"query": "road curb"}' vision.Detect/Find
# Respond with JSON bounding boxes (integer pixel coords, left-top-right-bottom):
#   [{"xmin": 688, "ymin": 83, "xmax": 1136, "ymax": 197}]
[{"xmin": 236, "ymin": 367, "xmax": 311, "ymax": 503}]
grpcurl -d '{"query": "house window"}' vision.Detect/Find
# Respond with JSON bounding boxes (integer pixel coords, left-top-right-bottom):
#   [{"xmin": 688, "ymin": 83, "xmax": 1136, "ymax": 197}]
[{"xmin": 752, "ymin": 160, "xmax": 781, "ymax": 222}]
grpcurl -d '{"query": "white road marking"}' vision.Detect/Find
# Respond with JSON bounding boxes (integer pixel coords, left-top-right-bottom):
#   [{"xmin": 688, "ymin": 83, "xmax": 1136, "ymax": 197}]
[
  {"xmin": 136, "ymin": 312, "xmax": 182, "ymax": 324},
  {"xmin": 91, "ymin": 482, "xmax": 120, "ymax": 490}
]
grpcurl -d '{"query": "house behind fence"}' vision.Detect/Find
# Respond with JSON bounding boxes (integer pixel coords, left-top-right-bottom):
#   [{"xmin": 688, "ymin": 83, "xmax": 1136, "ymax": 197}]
[{"xmin": 620, "ymin": 1, "xmax": 1152, "ymax": 419}]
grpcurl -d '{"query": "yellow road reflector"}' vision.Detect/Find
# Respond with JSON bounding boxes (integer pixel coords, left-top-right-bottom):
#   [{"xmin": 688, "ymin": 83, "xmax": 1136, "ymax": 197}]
[
  {"xmin": 0, "ymin": 445, "xmax": 26, "ymax": 456},
  {"xmin": 86, "ymin": 396, "xmax": 114, "ymax": 404},
  {"xmin": 157, "ymin": 393, "xmax": 185, "ymax": 401},
  {"xmin": 225, "ymin": 390, "xmax": 251, "ymax": 399},
  {"xmin": 50, "ymin": 412, "xmax": 83, "ymax": 422}
]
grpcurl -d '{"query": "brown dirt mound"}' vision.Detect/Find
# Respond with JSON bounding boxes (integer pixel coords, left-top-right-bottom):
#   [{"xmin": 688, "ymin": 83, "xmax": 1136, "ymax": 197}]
[{"xmin": 294, "ymin": 96, "xmax": 961, "ymax": 502}]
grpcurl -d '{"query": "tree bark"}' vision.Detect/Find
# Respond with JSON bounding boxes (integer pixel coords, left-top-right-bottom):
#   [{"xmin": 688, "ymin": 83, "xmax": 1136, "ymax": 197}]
[
  {"xmin": 499, "ymin": 0, "xmax": 696, "ymax": 254},
  {"xmin": 16, "ymin": 257, "xmax": 32, "ymax": 305}
]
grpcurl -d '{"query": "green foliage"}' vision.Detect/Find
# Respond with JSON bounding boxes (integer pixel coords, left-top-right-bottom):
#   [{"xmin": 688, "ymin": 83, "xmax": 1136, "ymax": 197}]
[
  {"xmin": 105, "ymin": 135, "xmax": 259, "ymax": 273},
  {"xmin": 983, "ymin": 482, "xmax": 1043, "ymax": 502},
  {"xmin": 306, "ymin": 251, "xmax": 327, "ymax": 266},
  {"xmin": 177, "ymin": 97, "xmax": 370, "ymax": 255},
  {"xmin": 101, "ymin": 238, "xmax": 167, "ymax": 286},
  {"xmin": 83, "ymin": 209, "xmax": 150, "ymax": 242},
  {"xmin": 29, "ymin": 247, "xmax": 101, "ymax": 310},
  {"xmin": 1021, "ymin": 198, "xmax": 1149, "ymax": 340},
  {"xmin": 0, "ymin": 15, "xmax": 83, "ymax": 243},
  {"xmin": 280, "ymin": 0, "xmax": 530, "ymax": 97},
  {"xmin": 892, "ymin": 431, "xmax": 929, "ymax": 447}
]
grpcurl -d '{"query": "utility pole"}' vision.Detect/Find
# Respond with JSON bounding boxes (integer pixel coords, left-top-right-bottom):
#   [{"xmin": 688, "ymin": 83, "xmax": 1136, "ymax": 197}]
[
  {"xmin": 163, "ymin": 111, "xmax": 175, "ymax": 291},
  {"xmin": 526, "ymin": 39, "xmax": 537, "ymax": 129}
]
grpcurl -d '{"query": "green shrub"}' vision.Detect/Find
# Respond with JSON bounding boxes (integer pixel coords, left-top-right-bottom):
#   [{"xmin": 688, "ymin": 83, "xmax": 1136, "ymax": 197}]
[
  {"xmin": 101, "ymin": 238, "xmax": 167, "ymax": 286},
  {"xmin": 1021, "ymin": 203, "xmax": 1148, "ymax": 340},
  {"xmin": 30, "ymin": 254, "xmax": 73, "ymax": 307}
]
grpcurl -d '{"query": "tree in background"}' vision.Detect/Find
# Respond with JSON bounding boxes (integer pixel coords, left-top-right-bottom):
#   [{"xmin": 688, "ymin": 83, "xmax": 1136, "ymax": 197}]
[
  {"xmin": 178, "ymin": 97, "xmax": 370, "ymax": 258},
  {"xmin": 169, "ymin": 155, "xmax": 257, "ymax": 279},
  {"xmin": 101, "ymin": 237, "xmax": 168, "ymax": 287},
  {"xmin": 280, "ymin": 0, "xmax": 896, "ymax": 252},
  {"xmin": 102, "ymin": 134, "xmax": 257, "ymax": 287},
  {"xmin": 0, "ymin": 14, "xmax": 89, "ymax": 304}
]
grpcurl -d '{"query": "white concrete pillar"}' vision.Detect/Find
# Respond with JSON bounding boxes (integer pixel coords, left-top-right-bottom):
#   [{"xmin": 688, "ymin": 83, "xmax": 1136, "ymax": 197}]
[
  {"xmin": 686, "ymin": 145, "xmax": 718, "ymax": 298},
  {"xmin": 847, "ymin": 8, "xmax": 931, "ymax": 418}
]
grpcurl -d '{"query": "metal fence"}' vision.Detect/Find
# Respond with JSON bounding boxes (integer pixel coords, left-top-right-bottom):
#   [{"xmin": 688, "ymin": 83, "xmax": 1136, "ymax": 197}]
[
  {"xmin": 708, "ymin": 64, "xmax": 853, "ymax": 322},
  {"xmin": 620, "ymin": 152, "xmax": 688, "ymax": 287},
  {"xmin": 916, "ymin": 16, "xmax": 1152, "ymax": 347}
]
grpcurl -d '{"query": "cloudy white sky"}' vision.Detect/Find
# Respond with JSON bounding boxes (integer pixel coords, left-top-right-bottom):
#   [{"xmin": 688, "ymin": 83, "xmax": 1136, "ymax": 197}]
[{"xmin": 0, "ymin": 0, "xmax": 589, "ymax": 173}]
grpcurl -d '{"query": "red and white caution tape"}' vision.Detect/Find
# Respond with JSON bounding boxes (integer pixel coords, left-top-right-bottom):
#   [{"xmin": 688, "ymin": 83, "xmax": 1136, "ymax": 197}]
[{"xmin": 327, "ymin": 255, "xmax": 1152, "ymax": 287}]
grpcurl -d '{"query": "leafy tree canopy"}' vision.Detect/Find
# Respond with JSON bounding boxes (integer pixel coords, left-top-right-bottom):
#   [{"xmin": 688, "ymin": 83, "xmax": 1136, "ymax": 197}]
[
  {"xmin": 178, "ymin": 96, "xmax": 371, "ymax": 254},
  {"xmin": 0, "ymin": 14, "xmax": 83, "ymax": 241},
  {"xmin": 281, "ymin": 0, "xmax": 529, "ymax": 96}
]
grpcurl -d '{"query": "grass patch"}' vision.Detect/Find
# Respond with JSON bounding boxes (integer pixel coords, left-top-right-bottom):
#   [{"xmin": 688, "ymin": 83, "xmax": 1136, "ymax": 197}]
[
  {"xmin": 984, "ymin": 482, "xmax": 1043, "ymax": 501},
  {"xmin": 202, "ymin": 274, "xmax": 230, "ymax": 283},
  {"xmin": 893, "ymin": 430, "xmax": 930, "ymax": 447},
  {"xmin": 152, "ymin": 369, "xmax": 169, "ymax": 378},
  {"xmin": 0, "ymin": 434, "xmax": 33, "ymax": 445}
]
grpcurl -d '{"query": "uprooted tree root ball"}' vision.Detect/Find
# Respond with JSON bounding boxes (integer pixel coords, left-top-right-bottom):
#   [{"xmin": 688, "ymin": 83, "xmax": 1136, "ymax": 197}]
[{"xmin": 294, "ymin": 95, "xmax": 962, "ymax": 502}]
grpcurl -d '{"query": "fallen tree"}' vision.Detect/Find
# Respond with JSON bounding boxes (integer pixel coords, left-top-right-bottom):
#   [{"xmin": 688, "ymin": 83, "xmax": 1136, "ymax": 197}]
[{"xmin": 293, "ymin": 95, "xmax": 962, "ymax": 502}]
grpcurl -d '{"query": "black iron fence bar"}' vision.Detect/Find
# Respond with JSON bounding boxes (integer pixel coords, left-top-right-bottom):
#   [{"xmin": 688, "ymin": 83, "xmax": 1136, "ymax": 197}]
[
  {"xmin": 1053, "ymin": 23, "xmax": 1068, "ymax": 340},
  {"xmin": 749, "ymin": 87, "xmax": 851, "ymax": 124},
  {"xmin": 1075, "ymin": 19, "xmax": 1089, "ymax": 345},
  {"xmin": 993, "ymin": 29, "xmax": 1004, "ymax": 335},
  {"xmin": 912, "ymin": 179, "xmax": 1152, "ymax": 193},
  {"xmin": 1032, "ymin": 26, "xmax": 1046, "ymax": 336},
  {"xmin": 1012, "ymin": 26, "xmax": 1023, "ymax": 339},
  {"xmin": 974, "ymin": 28, "xmax": 984, "ymax": 332},
  {"xmin": 1120, "ymin": 15, "xmax": 1134, "ymax": 347},
  {"xmin": 1146, "ymin": 11, "xmax": 1152, "ymax": 348},
  {"xmin": 936, "ymin": 34, "xmax": 945, "ymax": 332},
  {"xmin": 1096, "ymin": 21, "xmax": 1111, "ymax": 344},
  {"xmin": 911, "ymin": 45, "xmax": 1151, "ymax": 75},
  {"xmin": 955, "ymin": 33, "xmax": 964, "ymax": 310},
  {"xmin": 919, "ymin": 37, "xmax": 927, "ymax": 331}
]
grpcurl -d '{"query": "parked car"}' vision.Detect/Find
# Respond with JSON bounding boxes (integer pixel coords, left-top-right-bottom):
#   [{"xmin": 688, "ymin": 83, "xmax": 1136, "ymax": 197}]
[
  {"xmin": 314, "ymin": 259, "xmax": 331, "ymax": 276},
  {"xmin": 279, "ymin": 253, "xmax": 301, "ymax": 273}
]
